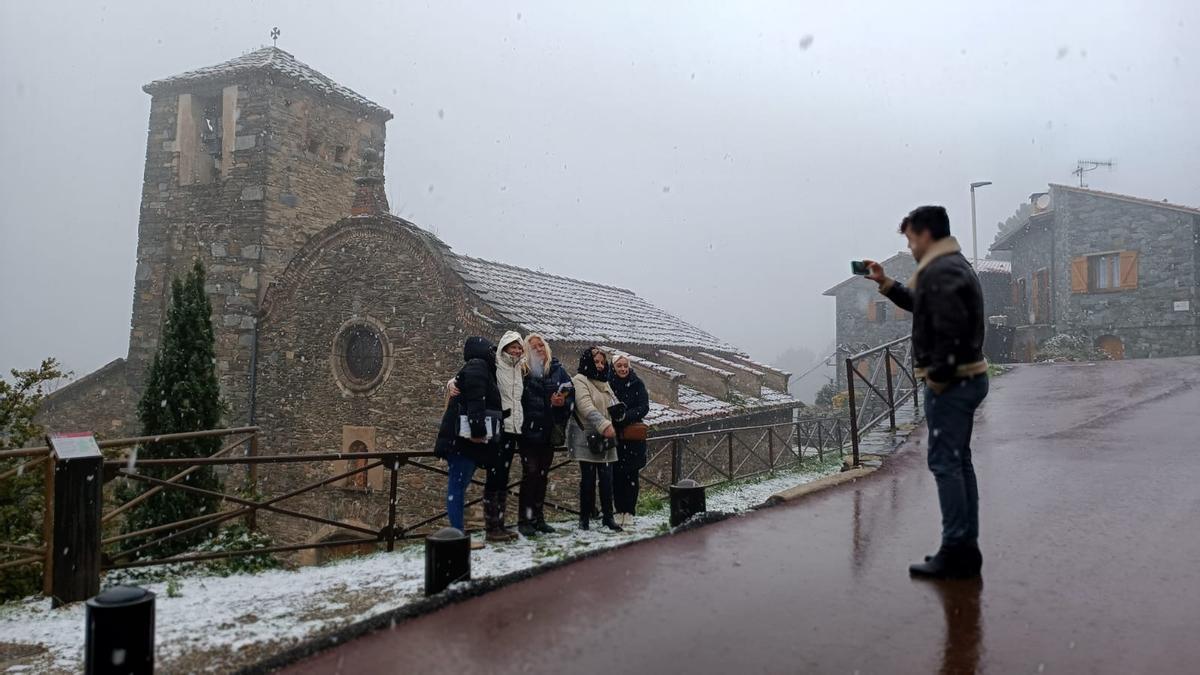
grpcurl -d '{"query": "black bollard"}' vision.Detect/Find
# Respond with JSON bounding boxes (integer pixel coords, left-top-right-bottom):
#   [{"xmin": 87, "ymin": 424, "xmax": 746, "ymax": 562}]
[
  {"xmin": 425, "ymin": 527, "xmax": 471, "ymax": 596},
  {"xmin": 85, "ymin": 585, "xmax": 155, "ymax": 675},
  {"xmin": 670, "ymin": 479, "xmax": 707, "ymax": 527}
]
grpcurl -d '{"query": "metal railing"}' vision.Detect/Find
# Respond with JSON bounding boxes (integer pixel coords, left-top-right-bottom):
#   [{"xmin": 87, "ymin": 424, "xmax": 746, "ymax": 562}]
[
  {"xmin": 844, "ymin": 334, "xmax": 921, "ymax": 467},
  {"xmin": 3, "ymin": 414, "xmax": 854, "ymax": 596},
  {"xmin": 640, "ymin": 416, "xmax": 848, "ymax": 493}
]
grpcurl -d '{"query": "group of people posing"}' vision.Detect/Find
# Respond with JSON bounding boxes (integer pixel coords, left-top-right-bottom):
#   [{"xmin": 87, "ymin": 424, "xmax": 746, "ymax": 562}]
[{"xmin": 435, "ymin": 332, "xmax": 650, "ymax": 547}]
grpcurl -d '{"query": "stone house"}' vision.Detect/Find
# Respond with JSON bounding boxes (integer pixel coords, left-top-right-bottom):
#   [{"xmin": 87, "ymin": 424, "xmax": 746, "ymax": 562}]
[
  {"xmin": 39, "ymin": 47, "xmax": 798, "ymax": 550},
  {"xmin": 990, "ymin": 184, "xmax": 1200, "ymax": 361}
]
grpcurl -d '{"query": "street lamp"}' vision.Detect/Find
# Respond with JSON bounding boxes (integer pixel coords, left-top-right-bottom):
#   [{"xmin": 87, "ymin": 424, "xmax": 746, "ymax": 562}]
[{"xmin": 969, "ymin": 181, "xmax": 992, "ymax": 267}]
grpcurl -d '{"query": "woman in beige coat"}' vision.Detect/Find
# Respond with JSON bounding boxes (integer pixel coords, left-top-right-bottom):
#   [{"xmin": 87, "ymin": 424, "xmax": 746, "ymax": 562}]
[{"xmin": 567, "ymin": 346, "xmax": 623, "ymax": 531}]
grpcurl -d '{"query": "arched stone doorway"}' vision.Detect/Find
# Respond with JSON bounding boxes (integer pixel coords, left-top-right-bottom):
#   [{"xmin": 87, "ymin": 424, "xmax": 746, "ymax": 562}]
[{"xmin": 1095, "ymin": 335, "xmax": 1125, "ymax": 361}]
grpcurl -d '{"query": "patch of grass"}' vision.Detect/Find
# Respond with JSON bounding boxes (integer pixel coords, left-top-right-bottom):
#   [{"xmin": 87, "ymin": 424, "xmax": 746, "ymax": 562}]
[
  {"xmin": 636, "ymin": 491, "xmax": 667, "ymax": 513},
  {"xmin": 987, "ymin": 363, "xmax": 1008, "ymax": 378},
  {"xmin": 166, "ymin": 578, "xmax": 182, "ymax": 598}
]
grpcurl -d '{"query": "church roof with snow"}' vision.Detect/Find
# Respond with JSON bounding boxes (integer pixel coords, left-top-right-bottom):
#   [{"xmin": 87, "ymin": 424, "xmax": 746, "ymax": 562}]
[
  {"xmin": 143, "ymin": 47, "xmax": 391, "ymax": 119},
  {"xmin": 449, "ymin": 255, "xmax": 739, "ymax": 353}
]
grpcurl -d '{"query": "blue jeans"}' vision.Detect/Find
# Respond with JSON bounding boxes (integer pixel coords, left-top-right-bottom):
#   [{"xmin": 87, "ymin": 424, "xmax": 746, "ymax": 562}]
[
  {"xmin": 446, "ymin": 453, "xmax": 476, "ymax": 531},
  {"xmin": 924, "ymin": 375, "xmax": 989, "ymax": 547}
]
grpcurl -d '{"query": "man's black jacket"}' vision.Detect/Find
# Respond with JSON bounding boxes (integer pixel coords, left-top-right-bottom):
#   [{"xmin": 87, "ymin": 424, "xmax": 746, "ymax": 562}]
[{"xmin": 882, "ymin": 240, "xmax": 987, "ymax": 384}]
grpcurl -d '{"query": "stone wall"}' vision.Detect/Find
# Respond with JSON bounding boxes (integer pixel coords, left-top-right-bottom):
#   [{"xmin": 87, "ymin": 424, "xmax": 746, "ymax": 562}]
[
  {"xmin": 126, "ymin": 75, "xmax": 387, "ymax": 435},
  {"xmin": 251, "ymin": 218, "xmax": 503, "ymax": 545},
  {"xmin": 1005, "ymin": 214, "xmax": 1055, "ymax": 330},
  {"xmin": 1052, "ymin": 187, "xmax": 1199, "ymax": 359},
  {"xmin": 36, "ymin": 359, "xmax": 137, "ymax": 439}
]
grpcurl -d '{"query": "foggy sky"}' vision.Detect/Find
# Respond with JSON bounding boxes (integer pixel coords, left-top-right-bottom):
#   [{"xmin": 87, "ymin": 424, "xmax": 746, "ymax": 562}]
[{"xmin": 2, "ymin": 0, "xmax": 1197, "ymax": 388}]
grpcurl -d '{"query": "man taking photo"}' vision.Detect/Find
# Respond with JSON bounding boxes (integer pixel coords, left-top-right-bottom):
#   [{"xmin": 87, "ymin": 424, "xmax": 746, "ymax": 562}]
[{"xmin": 865, "ymin": 205, "xmax": 988, "ymax": 579}]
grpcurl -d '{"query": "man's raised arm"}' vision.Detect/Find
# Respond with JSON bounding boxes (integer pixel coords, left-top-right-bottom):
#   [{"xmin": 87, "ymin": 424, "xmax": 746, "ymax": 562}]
[{"xmin": 865, "ymin": 259, "xmax": 914, "ymax": 312}]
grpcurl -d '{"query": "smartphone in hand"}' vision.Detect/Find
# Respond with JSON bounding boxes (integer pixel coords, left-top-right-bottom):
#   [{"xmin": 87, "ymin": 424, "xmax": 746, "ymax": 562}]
[{"xmin": 851, "ymin": 260, "xmax": 869, "ymax": 276}]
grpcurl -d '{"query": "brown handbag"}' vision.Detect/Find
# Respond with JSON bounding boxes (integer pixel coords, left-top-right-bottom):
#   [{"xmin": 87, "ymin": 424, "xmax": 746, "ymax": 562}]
[{"xmin": 620, "ymin": 422, "xmax": 648, "ymax": 442}]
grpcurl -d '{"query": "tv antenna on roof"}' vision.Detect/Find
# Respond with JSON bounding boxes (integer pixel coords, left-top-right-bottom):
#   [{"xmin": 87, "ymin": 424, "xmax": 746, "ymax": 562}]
[
  {"xmin": 271, "ymin": 27, "xmax": 280, "ymax": 48},
  {"xmin": 1072, "ymin": 159, "xmax": 1114, "ymax": 188}
]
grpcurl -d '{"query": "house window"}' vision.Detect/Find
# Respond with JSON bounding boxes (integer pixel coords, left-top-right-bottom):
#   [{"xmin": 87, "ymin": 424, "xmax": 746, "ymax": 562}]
[
  {"xmin": 1072, "ymin": 251, "xmax": 1139, "ymax": 293},
  {"xmin": 333, "ymin": 145, "xmax": 348, "ymax": 164},
  {"xmin": 1090, "ymin": 254, "xmax": 1120, "ymax": 290},
  {"xmin": 866, "ymin": 300, "xmax": 888, "ymax": 323}
]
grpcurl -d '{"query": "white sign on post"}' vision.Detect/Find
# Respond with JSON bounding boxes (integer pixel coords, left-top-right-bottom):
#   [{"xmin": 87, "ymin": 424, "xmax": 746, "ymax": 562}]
[
  {"xmin": 1174, "ymin": 300, "xmax": 1191, "ymax": 312},
  {"xmin": 47, "ymin": 432, "xmax": 102, "ymax": 460}
]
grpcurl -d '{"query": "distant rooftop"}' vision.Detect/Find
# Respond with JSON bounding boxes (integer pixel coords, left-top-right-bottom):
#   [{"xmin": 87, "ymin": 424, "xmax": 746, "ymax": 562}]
[
  {"xmin": 1049, "ymin": 183, "xmax": 1200, "ymax": 216},
  {"xmin": 973, "ymin": 259, "xmax": 1011, "ymax": 274},
  {"xmin": 143, "ymin": 47, "xmax": 391, "ymax": 119}
]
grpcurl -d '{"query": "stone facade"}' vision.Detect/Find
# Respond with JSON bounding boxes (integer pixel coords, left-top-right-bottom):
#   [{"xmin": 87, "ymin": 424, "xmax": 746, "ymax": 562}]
[
  {"xmin": 39, "ymin": 47, "xmax": 803, "ymax": 553},
  {"xmin": 994, "ymin": 185, "xmax": 1200, "ymax": 360},
  {"xmin": 37, "ymin": 360, "xmax": 137, "ymax": 439},
  {"xmin": 127, "ymin": 58, "xmax": 389, "ymax": 427},
  {"xmin": 823, "ymin": 252, "xmax": 915, "ymax": 386}
]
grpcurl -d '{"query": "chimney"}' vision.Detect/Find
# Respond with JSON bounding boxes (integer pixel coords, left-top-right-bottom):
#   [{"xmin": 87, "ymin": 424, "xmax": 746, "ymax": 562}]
[{"xmin": 351, "ymin": 147, "xmax": 389, "ymax": 217}]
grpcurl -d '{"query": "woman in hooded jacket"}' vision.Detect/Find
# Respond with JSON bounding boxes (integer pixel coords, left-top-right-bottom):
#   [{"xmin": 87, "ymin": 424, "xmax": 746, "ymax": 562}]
[
  {"xmin": 568, "ymin": 346, "xmax": 623, "ymax": 532},
  {"xmin": 517, "ymin": 334, "xmax": 574, "ymax": 536},
  {"xmin": 435, "ymin": 337, "xmax": 502, "ymax": 546},
  {"xmin": 610, "ymin": 354, "xmax": 650, "ymax": 527},
  {"xmin": 484, "ymin": 330, "xmax": 525, "ymax": 542}
]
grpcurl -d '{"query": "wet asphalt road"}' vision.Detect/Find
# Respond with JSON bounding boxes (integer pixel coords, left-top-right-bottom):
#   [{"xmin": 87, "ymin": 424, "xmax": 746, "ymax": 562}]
[{"xmin": 285, "ymin": 357, "xmax": 1200, "ymax": 674}]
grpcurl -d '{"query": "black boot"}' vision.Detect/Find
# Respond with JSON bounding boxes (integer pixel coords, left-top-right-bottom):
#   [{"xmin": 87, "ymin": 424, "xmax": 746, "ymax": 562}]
[
  {"xmin": 911, "ymin": 543, "xmax": 981, "ymax": 579},
  {"xmin": 518, "ymin": 522, "xmax": 538, "ymax": 537},
  {"xmin": 483, "ymin": 491, "xmax": 517, "ymax": 542},
  {"xmin": 602, "ymin": 516, "xmax": 623, "ymax": 532},
  {"xmin": 535, "ymin": 519, "xmax": 556, "ymax": 534}
]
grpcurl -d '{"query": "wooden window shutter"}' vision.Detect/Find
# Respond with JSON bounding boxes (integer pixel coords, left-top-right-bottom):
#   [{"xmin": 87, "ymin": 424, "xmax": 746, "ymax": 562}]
[
  {"xmin": 1032, "ymin": 271, "xmax": 1041, "ymax": 319},
  {"xmin": 866, "ymin": 301, "xmax": 877, "ymax": 322},
  {"xmin": 1118, "ymin": 251, "xmax": 1139, "ymax": 289},
  {"xmin": 1070, "ymin": 257, "xmax": 1088, "ymax": 293}
]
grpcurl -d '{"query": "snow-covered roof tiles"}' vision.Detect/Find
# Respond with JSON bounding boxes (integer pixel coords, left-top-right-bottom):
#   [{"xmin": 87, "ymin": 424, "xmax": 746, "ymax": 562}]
[
  {"xmin": 972, "ymin": 259, "xmax": 1012, "ymax": 274},
  {"xmin": 643, "ymin": 385, "xmax": 798, "ymax": 427},
  {"xmin": 450, "ymin": 255, "xmax": 738, "ymax": 353},
  {"xmin": 602, "ymin": 347, "xmax": 685, "ymax": 380},
  {"xmin": 699, "ymin": 352, "xmax": 764, "ymax": 376},
  {"xmin": 659, "ymin": 350, "xmax": 735, "ymax": 377},
  {"xmin": 143, "ymin": 47, "xmax": 390, "ymax": 118}
]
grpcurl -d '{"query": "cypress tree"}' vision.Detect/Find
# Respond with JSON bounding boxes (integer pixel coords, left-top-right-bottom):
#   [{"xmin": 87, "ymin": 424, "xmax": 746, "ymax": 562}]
[{"xmin": 119, "ymin": 261, "xmax": 224, "ymax": 558}]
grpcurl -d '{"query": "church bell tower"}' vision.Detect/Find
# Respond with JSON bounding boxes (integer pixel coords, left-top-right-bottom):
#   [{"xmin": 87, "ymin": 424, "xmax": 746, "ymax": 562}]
[{"xmin": 128, "ymin": 46, "xmax": 392, "ymax": 422}]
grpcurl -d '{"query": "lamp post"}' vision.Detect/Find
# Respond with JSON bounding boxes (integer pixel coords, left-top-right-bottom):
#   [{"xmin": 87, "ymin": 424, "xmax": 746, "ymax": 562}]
[{"xmin": 970, "ymin": 181, "xmax": 992, "ymax": 267}]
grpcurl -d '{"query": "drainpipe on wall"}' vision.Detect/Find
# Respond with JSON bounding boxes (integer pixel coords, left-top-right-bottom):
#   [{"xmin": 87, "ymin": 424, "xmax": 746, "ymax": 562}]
[{"xmin": 248, "ymin": 316, "xmax": 258, "ymax": 426}]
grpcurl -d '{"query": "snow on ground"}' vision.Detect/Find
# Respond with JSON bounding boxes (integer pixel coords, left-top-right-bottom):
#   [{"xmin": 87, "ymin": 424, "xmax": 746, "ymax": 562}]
[{"xmin": 0, "ymin": 460, "xmax": 841, "ymax": 673}]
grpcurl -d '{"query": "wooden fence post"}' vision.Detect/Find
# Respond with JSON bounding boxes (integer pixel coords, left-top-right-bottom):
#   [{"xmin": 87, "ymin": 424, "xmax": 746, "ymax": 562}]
[{"xmin": 46, "ymin": 433, "xmax": 103, "ymax": 607}]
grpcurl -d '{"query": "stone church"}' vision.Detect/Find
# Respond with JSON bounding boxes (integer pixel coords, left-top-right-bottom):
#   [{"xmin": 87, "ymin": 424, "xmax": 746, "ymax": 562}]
[{"xmin": 41, "ymin": 47, "xmax": 797, "ymax": 546}]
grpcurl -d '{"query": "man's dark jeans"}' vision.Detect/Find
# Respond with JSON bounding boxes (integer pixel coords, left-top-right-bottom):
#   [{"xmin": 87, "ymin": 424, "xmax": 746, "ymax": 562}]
[{"xmin": 924, "ymin": 375, "xmax": 989, "ymax": 547}]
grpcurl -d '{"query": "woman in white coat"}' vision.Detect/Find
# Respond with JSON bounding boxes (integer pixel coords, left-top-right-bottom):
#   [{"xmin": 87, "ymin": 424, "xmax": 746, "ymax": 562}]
[{"xmin": 567, "ymin": 346, "xmax": 623, "ymax": 532}]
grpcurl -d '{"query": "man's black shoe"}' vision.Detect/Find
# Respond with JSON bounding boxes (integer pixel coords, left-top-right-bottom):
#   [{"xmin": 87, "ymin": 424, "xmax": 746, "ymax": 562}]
[
  {"xmin": 911, "ymin": 544, "xmax": 981, "ymax": 579},
  {"xmin": 518, "ymin": 522, "xmax": 538, "ymax": 537}
]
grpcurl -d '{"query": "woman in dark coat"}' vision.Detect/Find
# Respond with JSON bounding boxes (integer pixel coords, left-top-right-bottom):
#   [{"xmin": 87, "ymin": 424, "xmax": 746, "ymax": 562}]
[
  {"xmin": 567, "ymin": 347, "xmax": 622, "ymax": 532},
  {"xmin": 610, "ymin": 354, "xmax": 650, "ymax": 527},
  {"xmin": 435, "ymin": 337, "xmax": 502, "ymax": 543},
  {"xmin": 517, "ymin": 333, "xmax": 574, "ymax": 536}
]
